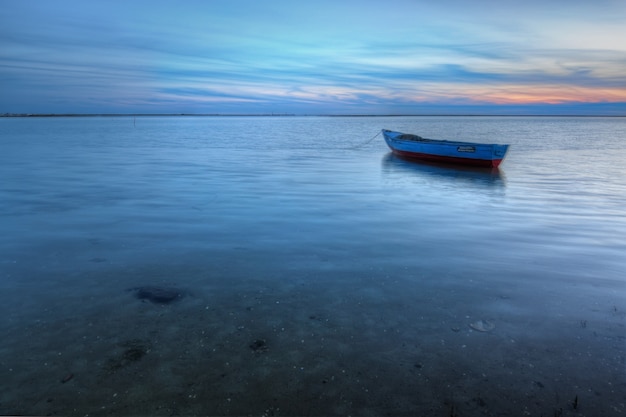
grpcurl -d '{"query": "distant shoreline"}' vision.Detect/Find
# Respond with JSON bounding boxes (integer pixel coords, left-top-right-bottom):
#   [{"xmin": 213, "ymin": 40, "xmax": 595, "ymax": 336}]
[{"xmin": 1, "ymin": 113, "xmax": 624, "ymax": 118}]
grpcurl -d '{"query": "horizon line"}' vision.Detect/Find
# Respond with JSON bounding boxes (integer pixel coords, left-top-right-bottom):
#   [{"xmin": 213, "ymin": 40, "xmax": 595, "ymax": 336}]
[{"xmin": 2, "ymin": 113, "xmax": 625, "ymax": 118}]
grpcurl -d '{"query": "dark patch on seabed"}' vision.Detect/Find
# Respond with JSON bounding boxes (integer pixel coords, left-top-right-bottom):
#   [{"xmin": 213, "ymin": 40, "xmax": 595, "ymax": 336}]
[
  {"xmin": 104, "ymin": 339, "xmax": 151, "ymax": 373},
  {"xmin": 127, "ymin": 286, "xmax": 184, "ymax": 304},
  {"xmin": 249, "ymin": 338, "xmax": 268, "ymax": 353}
]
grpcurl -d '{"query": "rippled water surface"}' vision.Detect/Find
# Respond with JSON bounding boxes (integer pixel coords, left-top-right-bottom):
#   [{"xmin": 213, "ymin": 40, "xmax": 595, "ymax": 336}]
[{"xmin": 1, "ymin": 116, "xmax": 625, "ymax": 415}]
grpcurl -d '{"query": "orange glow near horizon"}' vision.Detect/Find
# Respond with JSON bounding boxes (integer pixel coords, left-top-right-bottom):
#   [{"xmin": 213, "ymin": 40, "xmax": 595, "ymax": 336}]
[
  {"xmin": 481, "ymin": 87, "xmax": 626, "ymax": 105},
  {"xmin": 408, "ymin": 84, "xmax": 626, "ymax": 106}
]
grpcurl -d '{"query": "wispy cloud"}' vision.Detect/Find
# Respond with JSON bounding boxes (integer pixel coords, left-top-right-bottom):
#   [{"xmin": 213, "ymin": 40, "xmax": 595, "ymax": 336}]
[{"xmin": 1, "ymin": 0, "xmax": 625, "ymax": 114}]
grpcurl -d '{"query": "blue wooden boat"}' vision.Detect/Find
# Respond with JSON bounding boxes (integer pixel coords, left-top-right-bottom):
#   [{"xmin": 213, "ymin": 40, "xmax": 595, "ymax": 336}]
[{"xmin": 382, "ymin": 129, "xmax": 509, "ymax": 168}]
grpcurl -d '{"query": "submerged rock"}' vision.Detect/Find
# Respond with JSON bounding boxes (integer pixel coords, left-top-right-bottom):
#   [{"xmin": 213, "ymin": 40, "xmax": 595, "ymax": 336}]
[
  {"xmin": 249, "ymin": 339, "xmax": 268, "ymax": 352},
  {"xmin": 128, "ymin": 286, "xmax": 183, "ymax": 304},
  {"xmin": 469, "ymin": 319, "xmax": 495, "ymax": 332}
]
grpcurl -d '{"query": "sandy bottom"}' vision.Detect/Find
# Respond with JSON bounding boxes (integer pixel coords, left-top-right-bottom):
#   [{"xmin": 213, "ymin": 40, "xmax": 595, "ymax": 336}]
[{"xmin": 1, "ymin": 261, "xmax": 625, "ymax": 417}]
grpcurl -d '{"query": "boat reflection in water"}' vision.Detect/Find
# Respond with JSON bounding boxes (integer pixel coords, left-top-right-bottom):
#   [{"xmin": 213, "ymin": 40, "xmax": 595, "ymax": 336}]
[{"xmin": 381, "ymin": 153, "xmax": 506, "ymax": 188}]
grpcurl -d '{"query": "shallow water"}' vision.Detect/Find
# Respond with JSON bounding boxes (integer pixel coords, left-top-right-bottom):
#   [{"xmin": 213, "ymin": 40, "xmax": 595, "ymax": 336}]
[{"xmin": 1, "ymin": 116, "xmax": 625, "ymax": 415}]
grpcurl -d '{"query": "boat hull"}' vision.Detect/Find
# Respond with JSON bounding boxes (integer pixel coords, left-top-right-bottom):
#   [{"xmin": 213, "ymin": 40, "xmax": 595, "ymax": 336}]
[{"xmin": 382, "ymin": 129, "xmax": 509, "ymax": 168}]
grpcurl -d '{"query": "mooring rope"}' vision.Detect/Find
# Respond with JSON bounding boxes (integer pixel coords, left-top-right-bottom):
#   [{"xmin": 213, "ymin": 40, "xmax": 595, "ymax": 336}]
[{"xmin": 348, "ymin": 130, "xmax": 382, "ymax": 149}]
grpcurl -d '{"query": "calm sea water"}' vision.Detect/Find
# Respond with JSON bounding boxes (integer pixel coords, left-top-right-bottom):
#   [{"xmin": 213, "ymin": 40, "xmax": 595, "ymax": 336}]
[{"xmin": 1, "ymin": 116, "xmax": 625, "ymax": 415}]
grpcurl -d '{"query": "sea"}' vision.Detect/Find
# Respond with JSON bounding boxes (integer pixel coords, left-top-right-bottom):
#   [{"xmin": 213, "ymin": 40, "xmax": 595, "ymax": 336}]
[{"xmin": 1, "ymin": 115, "xmax": 625, "ymax": 416}]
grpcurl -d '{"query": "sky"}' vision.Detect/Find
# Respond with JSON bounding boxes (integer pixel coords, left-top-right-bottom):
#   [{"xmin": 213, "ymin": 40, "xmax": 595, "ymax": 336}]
[{"xmin": 1, "ymin": 0, "xmax": 626, "ymax": 115}]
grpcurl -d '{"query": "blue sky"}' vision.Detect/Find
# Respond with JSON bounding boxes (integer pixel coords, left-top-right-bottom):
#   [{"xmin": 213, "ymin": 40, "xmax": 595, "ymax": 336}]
[{"xmin": 1, "ymin": 0, "xmax": 626, "ymax": 115}]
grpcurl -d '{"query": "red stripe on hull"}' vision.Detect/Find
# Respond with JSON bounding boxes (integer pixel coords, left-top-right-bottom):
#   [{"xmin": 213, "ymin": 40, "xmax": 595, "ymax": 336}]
[{"xmin": 392, "ymin": 149, "xmax": 503, "ymax": 168}]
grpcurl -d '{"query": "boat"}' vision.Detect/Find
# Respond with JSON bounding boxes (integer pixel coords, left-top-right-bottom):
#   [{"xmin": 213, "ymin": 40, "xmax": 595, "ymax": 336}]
[{"xmin": 382, "ymin": 129, "xmax": 509, "ymax": 168}]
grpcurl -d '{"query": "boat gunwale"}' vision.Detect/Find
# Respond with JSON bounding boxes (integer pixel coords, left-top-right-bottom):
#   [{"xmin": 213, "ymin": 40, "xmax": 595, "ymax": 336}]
[{"xmin": 382, "ymin": 129, "xmax": 505, "ymax": 148}]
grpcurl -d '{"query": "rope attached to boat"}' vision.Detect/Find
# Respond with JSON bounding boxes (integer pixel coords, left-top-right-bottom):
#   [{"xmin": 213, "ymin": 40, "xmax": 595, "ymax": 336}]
[{"xmin": 348, "ymin": 130, "xmax": 381, "ymax": 149}]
